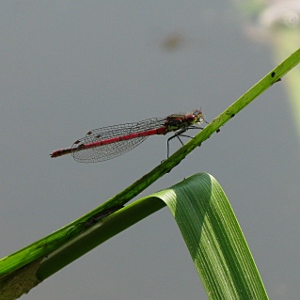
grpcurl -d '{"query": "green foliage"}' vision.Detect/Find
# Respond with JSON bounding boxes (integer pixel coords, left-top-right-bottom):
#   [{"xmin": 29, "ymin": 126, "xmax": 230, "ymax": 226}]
[{"xmin": 1, "ymin": 47, "xmax": 300, "ymax": 299}]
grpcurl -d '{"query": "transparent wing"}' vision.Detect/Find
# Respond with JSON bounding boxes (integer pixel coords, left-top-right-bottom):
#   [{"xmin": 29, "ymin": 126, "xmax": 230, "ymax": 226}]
[
  {"xmin": 71, "ymin": 117, "xmax": 166, "ymax": 163},
  {"xmin": 72, "ymin": 137, "xmax": 147, "ymax": 163}
]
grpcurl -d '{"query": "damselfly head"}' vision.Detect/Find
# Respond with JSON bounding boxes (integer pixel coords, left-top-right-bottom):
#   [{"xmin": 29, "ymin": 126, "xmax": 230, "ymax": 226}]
[{"xmin": 192, "ymin": 109, "xmax": 204, "ymax": 124}]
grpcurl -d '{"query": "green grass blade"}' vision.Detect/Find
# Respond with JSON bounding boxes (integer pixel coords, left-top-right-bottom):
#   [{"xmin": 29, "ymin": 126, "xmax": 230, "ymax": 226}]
[
  {"xmin": 0, "ymin": 198, "xmax": 166, "ymax": 299},
  {"xmin": 156, "ymin": 173, "xmax": 268, "ymax": 300},
  {"xmin": 0, "ymin": 173, "xmax": 267, "ymax": 300}
]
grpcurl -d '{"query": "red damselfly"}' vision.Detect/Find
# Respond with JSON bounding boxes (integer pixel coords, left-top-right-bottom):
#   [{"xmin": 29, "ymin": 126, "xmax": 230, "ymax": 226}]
[{"xmin": 50, "ymin": 109, "xmax": 207, "ymax": 163}]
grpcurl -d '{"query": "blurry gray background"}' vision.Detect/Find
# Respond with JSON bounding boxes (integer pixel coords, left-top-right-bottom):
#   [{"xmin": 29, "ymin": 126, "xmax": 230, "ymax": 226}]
[{"xmin": 0, "ymin": 1, "xmax": 299, "ymax": 299}]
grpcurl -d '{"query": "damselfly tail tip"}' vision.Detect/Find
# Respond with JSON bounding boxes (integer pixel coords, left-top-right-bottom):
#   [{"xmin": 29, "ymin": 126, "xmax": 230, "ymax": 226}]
[
  {"xmin": 50, "ymin": 151, "xmax": 58, "ymax": 158},
  {"xmin": 50, "ymin": 147, "xmax": 73, "ymax": 158},
  {"xmin": 50, "ymin": 152, "xmax": 59, "ymax": 158}
]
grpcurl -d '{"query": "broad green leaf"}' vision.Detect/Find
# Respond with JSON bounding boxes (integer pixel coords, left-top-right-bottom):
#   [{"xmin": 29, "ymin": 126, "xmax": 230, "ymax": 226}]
[
  {"xmin": 0, "ymin": 173, "xmax": 267, "ymax": 300},
  {"xmin": 157, "ymin": 173, "xmax": 268, "ymax": 300}
]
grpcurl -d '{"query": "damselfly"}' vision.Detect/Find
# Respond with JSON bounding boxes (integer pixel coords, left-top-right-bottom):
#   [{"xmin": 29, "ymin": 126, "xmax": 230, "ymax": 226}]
[{"xmin": 50, "ymin": 109, "xmax": 207, "ymax": 163}]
